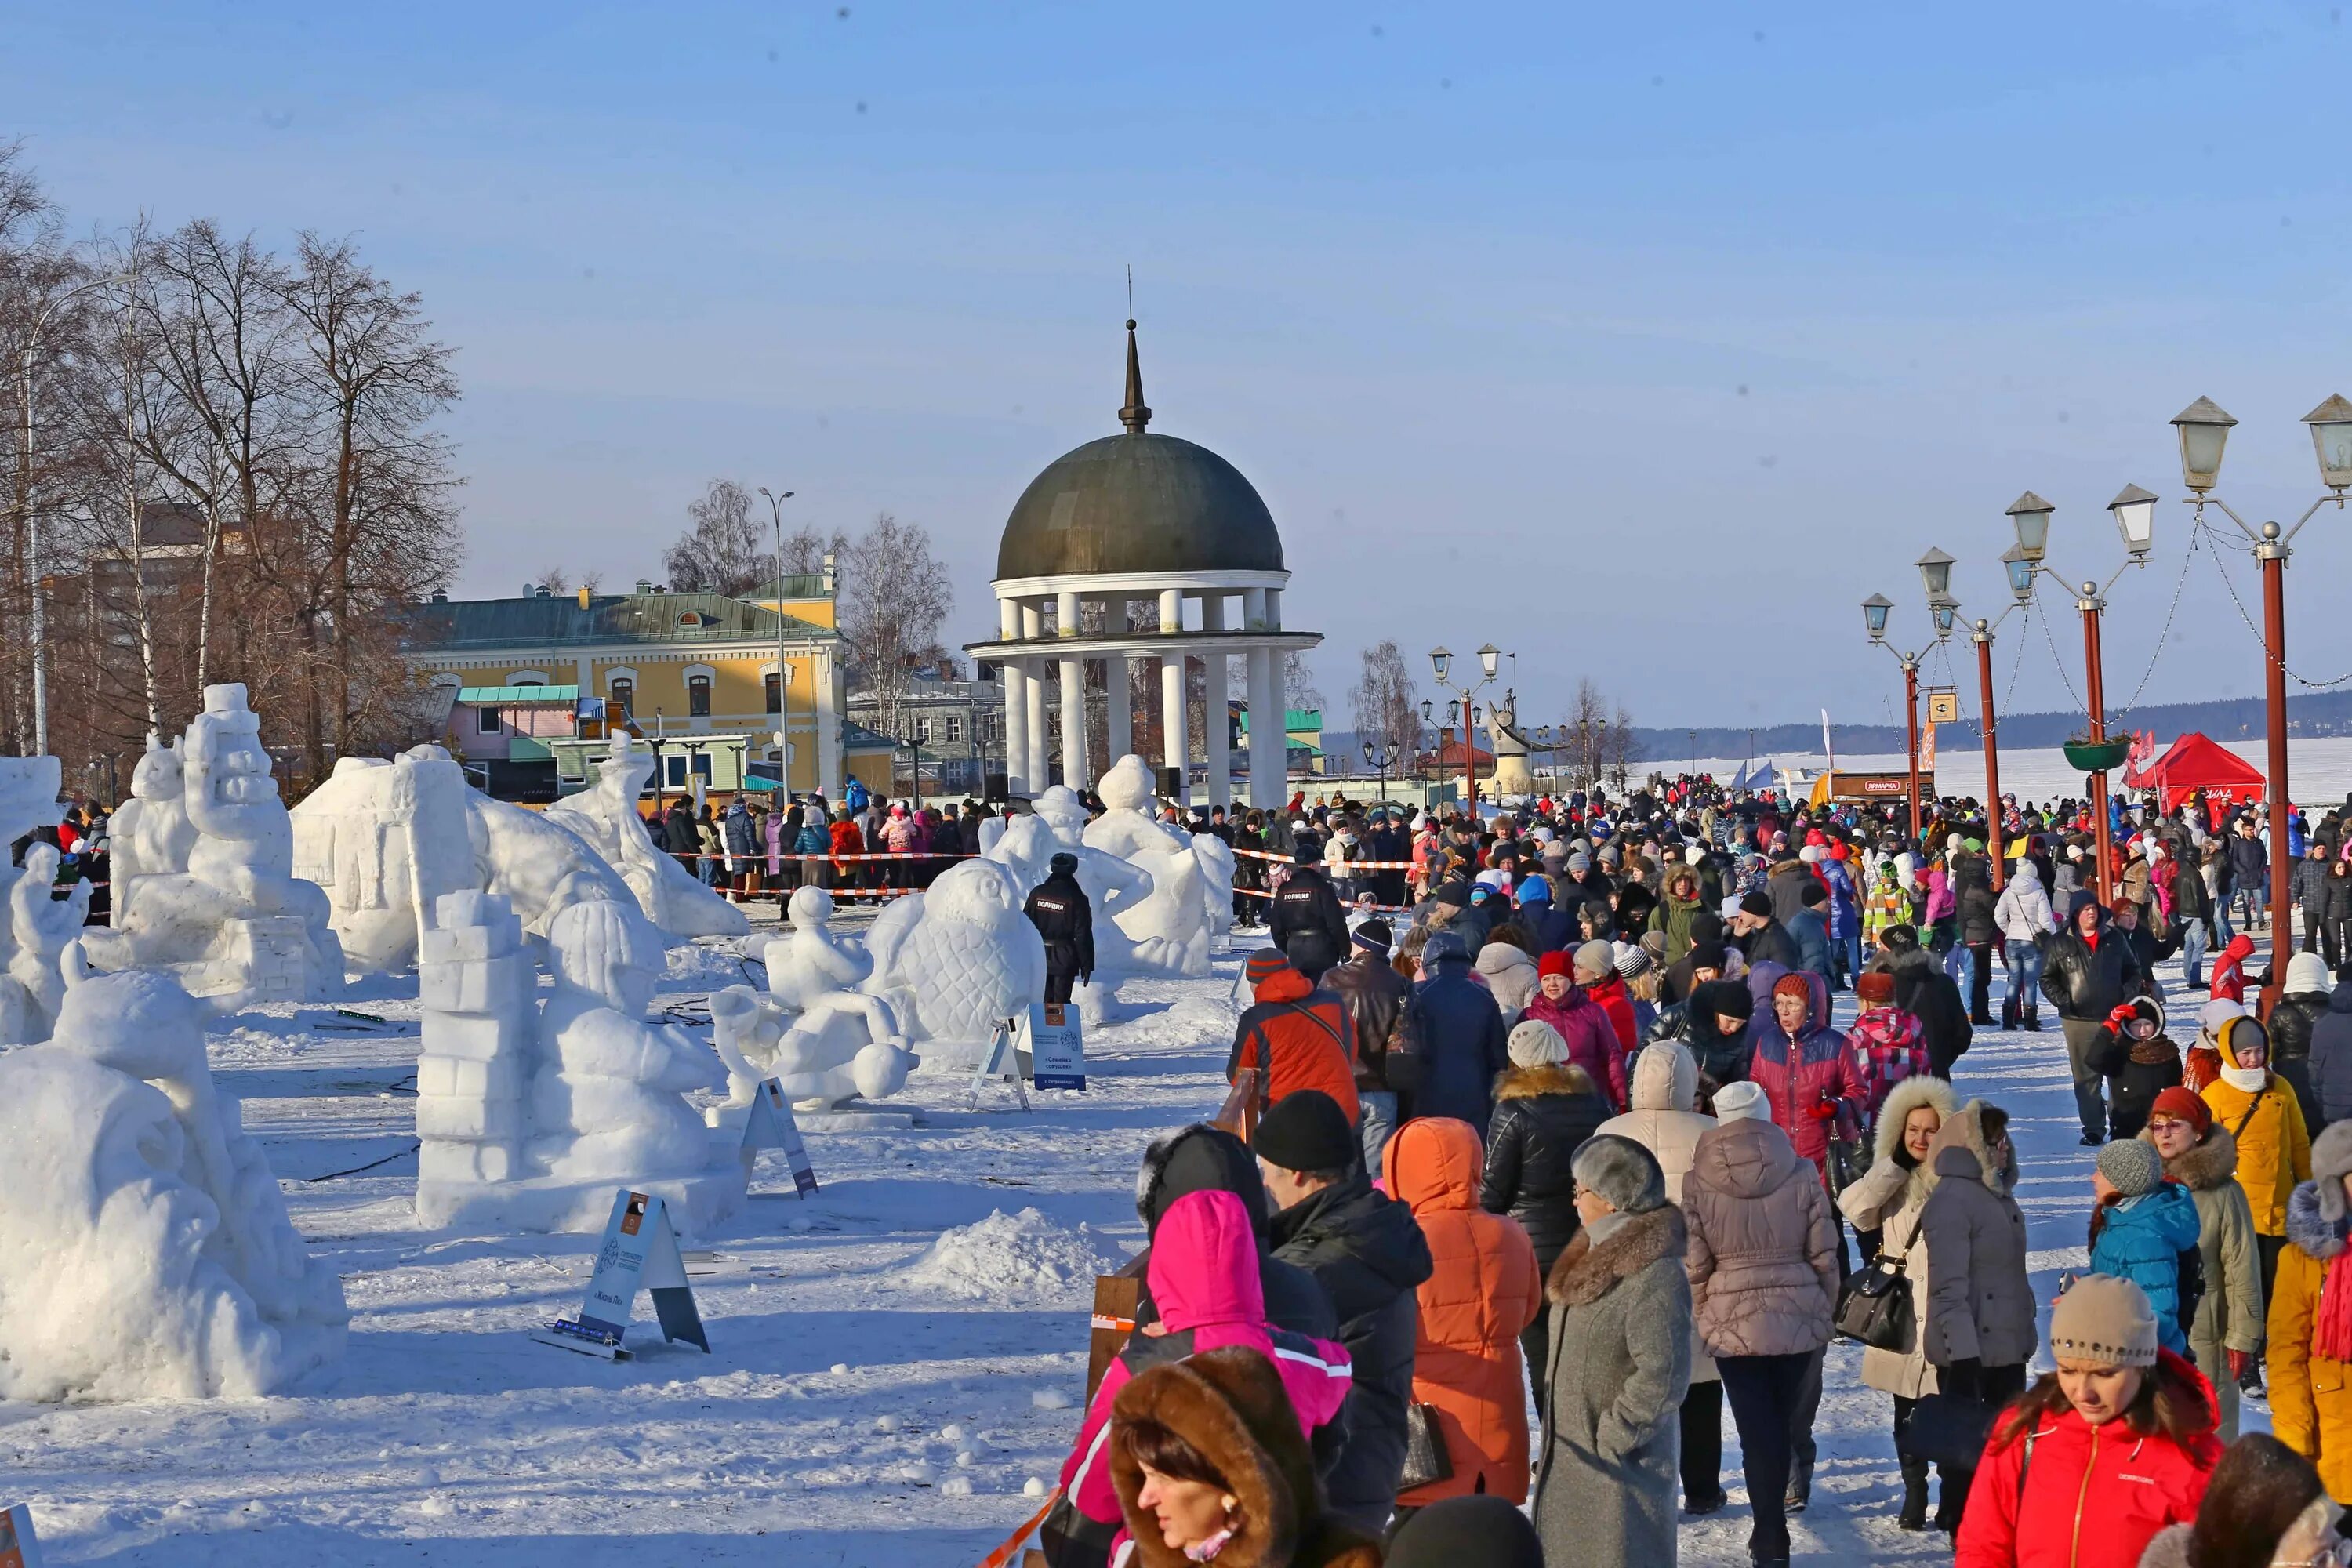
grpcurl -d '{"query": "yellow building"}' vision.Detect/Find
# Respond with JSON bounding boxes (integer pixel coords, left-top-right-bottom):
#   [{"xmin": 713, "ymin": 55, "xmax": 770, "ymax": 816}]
[{"xmin": 405, "ymin": 575, "xmax": 885, "ymax": 798}]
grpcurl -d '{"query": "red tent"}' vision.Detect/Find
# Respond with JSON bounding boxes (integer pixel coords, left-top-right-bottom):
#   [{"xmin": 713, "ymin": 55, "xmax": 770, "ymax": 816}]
[{"xmin": 2125, "ymin": 731, "xmax": 2266, "ymax": 813}]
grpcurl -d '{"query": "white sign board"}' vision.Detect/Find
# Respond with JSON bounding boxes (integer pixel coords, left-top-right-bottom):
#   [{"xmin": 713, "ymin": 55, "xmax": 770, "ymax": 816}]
[
  {"xmin": 742, "ymin": 1078, "xmax": 819, "ymax": 1197},
  {"xmin": 964, "ymin": 1019, "xmax": 1030, "ymax": 1112},
  {"xmin": 1020, "ymin": 1001, "xmax": 1086, "ymax": 1091},
  {"xmin": 530, "ymin": 1189, "xmax": 709, "ymax": 1359},
  {"xmin": 0, "ymin": 1503, "xmax": 45, "ymax": 1568}
]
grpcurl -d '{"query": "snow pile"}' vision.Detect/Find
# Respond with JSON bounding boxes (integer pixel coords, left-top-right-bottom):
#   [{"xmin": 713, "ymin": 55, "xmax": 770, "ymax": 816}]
[{"xmin": 898, "ymin": 1207, "xmax": 1123, "ymax": 1305}]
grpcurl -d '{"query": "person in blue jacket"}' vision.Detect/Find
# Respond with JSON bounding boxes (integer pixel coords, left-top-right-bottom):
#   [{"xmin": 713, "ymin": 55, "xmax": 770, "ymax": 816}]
[{"xmin": 2085, "ymin": 1137, "xmax": 2205, "ymax": 1356}]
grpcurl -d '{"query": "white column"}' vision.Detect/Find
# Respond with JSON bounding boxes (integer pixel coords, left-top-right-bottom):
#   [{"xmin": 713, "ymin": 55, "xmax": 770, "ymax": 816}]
[
  {"xmin": 1002, "ymin": 660, "xmax": 1029, "ymax": 797},
  {"xmin": 1264, "ymin": 587, "xmax": 1283, "ymax": 630},
  {"xmin": 1103, "ymin": 601, "xmax": 1132, "ymax": 763},
  {"xmin": 1243, "ymin": 586, "xmax": 1269, "ymax": 632},
  {"xmin": 1158, "ymin": 589, "xmax": 1188, "ymax": 803},
  {"xmin": 1025, "ymin": 657, "xmax": 1048, "ymax": 793},
  {"xmin": 1247, "ymin": 646, "xmax": 1281, "ymax": 808},
  {"xmin": 1200, "ymin": 595, "xmax": 1230, "ymax": 809},
  {"xmin": 1060, "ymin": 654, "xmax": 1087, "ymax": 789},
  {"xmin": 1055, "ymin": 589, "xmax": 1080, "ymax": 637},
  {"xmin": 816, "ymin": 649, "xmax": 842, "ymax": 800}
]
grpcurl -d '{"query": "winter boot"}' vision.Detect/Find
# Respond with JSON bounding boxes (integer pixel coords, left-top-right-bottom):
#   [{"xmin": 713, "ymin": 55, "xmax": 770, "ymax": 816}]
[
  {"xmin": 1898, "ymin": 1455, "xmax": 1930, "ymax": 1530},
  {"xmin": 2024, "ymin": 1004, "xmax": 2042, "ymax": 1033},
  {"xmin": 1784, "ymin": 1453, "xmax": 1813, "ymax": 1512},
  {"xmin": 1936, "ymin": 1474, "xmax": 1969, "ymax": 1534},
  {"xmin": 2001, "ymin": 990, "xmax": 2019, "ymax": 1031}
]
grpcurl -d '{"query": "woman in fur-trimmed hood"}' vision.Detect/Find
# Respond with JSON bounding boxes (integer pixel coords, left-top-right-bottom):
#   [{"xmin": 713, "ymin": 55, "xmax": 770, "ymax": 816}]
[
  {"xmin": 1108, "ymin": 1347, "xmax": 1381, "ymax": 1568},
  {"xmin": 1531, "ymin": 1134, "xmax": 1693, "ymax": 1568}
]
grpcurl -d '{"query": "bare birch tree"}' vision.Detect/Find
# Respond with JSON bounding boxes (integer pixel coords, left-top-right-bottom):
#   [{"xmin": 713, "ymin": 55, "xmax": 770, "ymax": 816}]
[{"xmin": 837, "ymin": 512, "xmax": 951, "ymax": 742}]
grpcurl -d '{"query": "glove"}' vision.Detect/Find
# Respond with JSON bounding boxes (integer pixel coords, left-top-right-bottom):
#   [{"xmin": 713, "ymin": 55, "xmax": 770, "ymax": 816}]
[
  {"xmin": 1807, "ymin": 1094, "xmax": 1841, "ymax": 1121},
  {"xmin": 2107, "ymin": 1001, "xmax": 2140, "ymax": 1029},
  {"xmin": 1941, "ymin": 1357, "xmax": 1983, "ymax": 1402},
  {"xmin": 2228, "ymin": 1349, "xmax": 2252, "ymax": 1383}
]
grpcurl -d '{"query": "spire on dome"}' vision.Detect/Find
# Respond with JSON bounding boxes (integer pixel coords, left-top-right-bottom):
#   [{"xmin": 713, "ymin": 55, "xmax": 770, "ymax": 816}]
[{"xmin": 1118, "ymin": 318, "xmax": 1151, "ymax": 434}]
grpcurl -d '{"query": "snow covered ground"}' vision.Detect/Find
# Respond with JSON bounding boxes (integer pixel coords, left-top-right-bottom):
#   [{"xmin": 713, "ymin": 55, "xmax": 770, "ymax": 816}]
[{"xmin": 2, "ymin": 915, "xmax": 2255, "ymax": 1565}]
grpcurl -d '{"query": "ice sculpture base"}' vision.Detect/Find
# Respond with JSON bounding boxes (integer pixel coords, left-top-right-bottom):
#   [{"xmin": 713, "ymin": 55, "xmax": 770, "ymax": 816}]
[
  {"xmin": 793, "ymin": 1107, "xmax": 924, "ymax": 1132},
  {"xmin": 416, "ymin": 1167, "xmax": 746, "ymax": 1237}
]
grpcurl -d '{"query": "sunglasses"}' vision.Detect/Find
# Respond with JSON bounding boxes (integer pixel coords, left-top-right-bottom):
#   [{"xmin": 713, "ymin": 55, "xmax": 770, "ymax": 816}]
[{"xmin": 2147, "ymin": 1117, "xmax": 2194, "ymax": 1134}]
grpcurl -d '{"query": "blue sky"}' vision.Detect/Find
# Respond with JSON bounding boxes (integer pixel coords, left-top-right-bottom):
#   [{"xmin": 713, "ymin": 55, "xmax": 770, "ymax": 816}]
[{"xmin": 10, "ymin": 1, "xmax": 2352, "ymax": 733}]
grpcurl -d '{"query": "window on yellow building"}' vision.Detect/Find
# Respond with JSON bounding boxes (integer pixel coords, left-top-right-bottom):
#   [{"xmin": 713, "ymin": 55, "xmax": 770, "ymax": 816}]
[
  {"xmin": 610, "ymin": 678, "xmax": 633, "ymax": 719},
  {"xmin": 764, "ymin": 673, "xmax": 781, "ymax": 714},
  {"xmin": 688, "ymin": 674, "xmax": 711, "ymax": 717}
]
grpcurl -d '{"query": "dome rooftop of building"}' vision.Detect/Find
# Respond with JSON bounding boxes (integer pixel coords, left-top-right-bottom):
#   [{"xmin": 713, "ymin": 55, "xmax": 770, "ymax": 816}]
[{"xmin": 993, "ymin": 323, "xmax": 1284, "ymax": 582}]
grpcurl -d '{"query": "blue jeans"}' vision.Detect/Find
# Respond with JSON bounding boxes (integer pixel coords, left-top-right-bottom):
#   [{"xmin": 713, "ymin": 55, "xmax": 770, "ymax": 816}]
[
  {"xmin": 2004, "ymin": 938, "xmax": 2044, "ymax": 1014},
  {"xmin": 2216, "ymin": 900, "xmax": 2235, "ymax": 944},
  {"xmin": 1838, "ymin": 929, "xmax": 1864, "ymax": 985},
  {"xmin": 2182, "ymin": 917, "xmax": 2210, "ymax": 988},
  {"xmin": 1951, "ymin": 943, "xmax": 1976, "ymax": 1004},
  {"xmin": 1358, "ymin": 1091, "xmax": 1398, "ymax": 1177}
]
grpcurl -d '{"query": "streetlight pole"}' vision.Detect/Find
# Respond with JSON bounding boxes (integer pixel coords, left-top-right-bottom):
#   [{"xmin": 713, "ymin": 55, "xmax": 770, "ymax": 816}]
[
  {"xmin": 2165, "ymin": 394, "xmax": 2352, "ymax": 1004},
  {"xmin": 757, "ymin": 486, "xmax": 796, "ymax": 792},
  {"xmin": 2001, "ymin": 485, "xmax": 2157, "ymax": 906},
  {"xmin": 1861, "ymin": 583, "xmax": 1950, "ymax": 845},
  {"xmin": 1427, "ymin": 644, "xmax": 1501, "ymax": 818}
]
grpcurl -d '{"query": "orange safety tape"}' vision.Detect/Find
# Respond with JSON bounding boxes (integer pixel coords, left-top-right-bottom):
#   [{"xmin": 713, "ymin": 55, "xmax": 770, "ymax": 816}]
[
  {"xmin": 975, "ymin": 1486, "xmax": 1065, "ymax": 1568},
  {"xmin": 1089, "ymin": 1314, "xmax": 1135, "ymax": 1333}
]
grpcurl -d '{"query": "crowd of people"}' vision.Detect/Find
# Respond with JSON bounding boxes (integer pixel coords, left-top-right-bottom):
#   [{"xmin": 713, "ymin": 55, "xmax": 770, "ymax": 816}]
[{"xmin": 1021, "ymin": 772, "xmax": 2352, "ymax": 1568}]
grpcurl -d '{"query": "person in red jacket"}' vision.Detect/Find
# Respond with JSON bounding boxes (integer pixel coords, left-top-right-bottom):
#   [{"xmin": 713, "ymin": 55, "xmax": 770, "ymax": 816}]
[
  {"xmin": 1573, "ymin": 941, "xmax": 1639, "ymax": 1060},
  {"xmin": 2211, "ymin": 932, "xmax": 2259, "ymax": 1006},
  {"xmin": 1747, "ymin": 971, "xmax": 1866, "ymax": 1185},
  {"xmin": 1956, "ymin": 1275, "xmax": 2220, "ymax": 1568},
  {"xmin": 1225, "ymin": 958, "xmax": 1359, "ymax": 1126}
]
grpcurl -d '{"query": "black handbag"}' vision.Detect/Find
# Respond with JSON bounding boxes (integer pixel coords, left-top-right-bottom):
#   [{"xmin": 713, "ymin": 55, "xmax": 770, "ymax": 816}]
[
  {"xmin": 1900, "ymin": 1391, "xmax": 1999, "ymax": 1472},
  {"xmin": 1397, "ymin": 1403, "xmax": 1454, "ymax": 1491},
  {"xmin": 1832, "ymin": 1250, "xmax": 1915, "ymax": 1352}
]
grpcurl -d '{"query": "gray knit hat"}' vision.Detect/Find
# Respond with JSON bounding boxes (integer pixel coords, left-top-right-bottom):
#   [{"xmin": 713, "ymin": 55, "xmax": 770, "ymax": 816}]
[
  {"xmin": 1572, "ymin": 940, "xmax": 1615, "ymax": 983},
  {"xmin": 2049, "ymin": 1274, "xmax": 2159, "ymax": 1368},
  {"xmin": 1570, "ymin": 1134, "xmax": 1667, "ymax": 1215},
  {"xmin": 1506, "ymin": 1019, "xmax": 1570, "ymax": 1070},
  {"xmin": 2096, "ymin": 1137, "xmax": 2165, "ymax": 1199},
  {"xmin": 2314, "ymin": 1121, "xmax": 2352, "ymax": 1223}
]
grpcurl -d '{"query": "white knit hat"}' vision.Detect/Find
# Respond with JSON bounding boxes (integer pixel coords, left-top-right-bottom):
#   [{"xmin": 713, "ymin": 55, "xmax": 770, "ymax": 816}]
[
  {"xmin": 1506, "ymin": 1019, "xmax": 1570, "ymax": 1069},
  {"xmin": 1712, "ymin": 1081, "xmax": 1769, "ymax": 1123}
]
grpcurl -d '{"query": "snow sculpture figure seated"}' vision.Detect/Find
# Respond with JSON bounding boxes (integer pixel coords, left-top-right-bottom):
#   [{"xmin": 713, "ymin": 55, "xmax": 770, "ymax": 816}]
[
  {"xmin": 0, "ymin": 969, "xmax": 349, "ymax": 1400},
  {"xmin": 0, "ymin": 755, "xmax": 68, "ymax": 1044},
  {"xmin": 542, "ymin": 733, "xmax": 748, "ymax": 940},
  {"xmin": 6, "ymin": 844, "xmax": 93, "ymax": 1042},
  {"xmin": 1080, "ymin": 754, "xmax": 1221, "ymax": 977},
  {"xmin": 861, "ymin": 858, "xmax": 1046, "ymax": 1069},
  {"xmin": 515, "ymin": 898, "xmax": 743, "ymax": 1232},
  {"xmin": 104, "ymin": 737, "xmax": 197, "ymax": 929},
  {"xmin": 985, "ymin": 797, "xmax": 1151, "ymax": 978},
  {"xmin": 706, "ymin": 887, "xmax": 916, "ymax": 1108},
  {"xmin": 291, "ymin": 745, "xmax": 649, "ymax": 972},
  {"xmin": 82, "ymin": 684, "xmax": 345, "ymax": 1011}
]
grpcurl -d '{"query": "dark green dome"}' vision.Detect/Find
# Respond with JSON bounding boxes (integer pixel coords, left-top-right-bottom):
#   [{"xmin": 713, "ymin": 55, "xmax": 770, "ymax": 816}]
[{"xmin": 996, "ymin": 430, "xmax": 1284, "ymax": 580}]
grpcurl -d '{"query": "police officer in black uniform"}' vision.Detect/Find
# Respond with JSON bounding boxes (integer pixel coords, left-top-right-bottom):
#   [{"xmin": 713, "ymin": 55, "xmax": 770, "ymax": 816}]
[
  {"xmin": 1023, "ymin": 851, "xmax": 1095, "ymax": 1003},
  {"xmin": 1269, "ymin": 847, "xmax": 1351, "ymax": 982}
]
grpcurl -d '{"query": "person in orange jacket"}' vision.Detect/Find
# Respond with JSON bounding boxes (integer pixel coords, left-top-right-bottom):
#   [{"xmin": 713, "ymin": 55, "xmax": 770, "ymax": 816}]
[
  {"xmin": 1955, "ymin": 1275, "xmax": 2220, "ymax": 1568},
  {"xmin": 1226, "ymin": 953, "xmax": 1359, "ymax": 1126},
  {"xmin": 1382, "ymin": 1116, "xmax": 1541, "ymax": 1515}
]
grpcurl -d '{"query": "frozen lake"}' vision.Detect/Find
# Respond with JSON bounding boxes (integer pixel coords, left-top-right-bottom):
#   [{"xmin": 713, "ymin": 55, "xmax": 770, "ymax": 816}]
[{"xmin": 1674, "ymin": 736, "xmax": 2352, "ymax": 810}]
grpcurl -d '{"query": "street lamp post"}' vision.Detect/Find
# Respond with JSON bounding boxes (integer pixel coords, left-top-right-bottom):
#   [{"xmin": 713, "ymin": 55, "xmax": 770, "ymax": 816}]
[
  {"xmin": 757, "ymin": 485, "xmax": 797, "ymax": 788},
  {"xmin": 1427, "ymin": 643, "xmax": 1501, "ymax": 817},
  {"xmin": 1930, "ymin": 546, "xmax": 2034, "ymax": 890},
  {"xmin": 2165, "ymin": 394, "xmax": 2352, "ymax": 1003},
  {"xmin": 2002, "ymin": 484, "xmax": 2158, "ymax": 904},
  {"xmin": 1361, "ymin": 738, "xmax": 1399, "ymax": 805},
  {"xmin": 1860, "ymin": 574, "xmax": 1952, "ymax": 844}
]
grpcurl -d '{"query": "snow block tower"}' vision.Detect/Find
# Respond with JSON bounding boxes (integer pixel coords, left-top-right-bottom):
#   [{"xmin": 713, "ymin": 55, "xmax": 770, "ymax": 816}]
[{"xmin": 414, "ymin": 891, "xmax": 535, "ymax": 1225}]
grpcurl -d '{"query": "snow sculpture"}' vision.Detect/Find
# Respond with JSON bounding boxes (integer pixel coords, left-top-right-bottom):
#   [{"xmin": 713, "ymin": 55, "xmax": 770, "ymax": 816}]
[
  {"xmin": 413, "ymin": 891, "xmax": 539, "ymax": 1226},
  {"xmin": 985, "ymin": 793, "xmax": 1152, "ymax": 977},
  {"xmin": 291, "ymin": 745, "xmax": 648, "ymax": 971},
  {"xmin": 519, "ymin": 898, "xmax": 743, "ymax": 1233},
  {"xmin": 862, "ymin": 858, "xmax": 1046, "ymax": 1067},
  {"xmin": 0, "ymin": 755, "xmax": 64, "ymax": 1044},
  {"xmin": 0, "ymin": 968, "xmax": 349, "ymax": 1400},
  {"xmin": 707, "ymin": 887, "xmax": 917, "ymax": 1108},
  {"xmin": 6, "ymin": 844, "xmax": 93, "ymax": 1041},
  {"xmin": 82, "ymin": 684, "xmax": 345, "ymax": 1011},
  {"xmin": 1080, "ymin": 754, "xmax": 1221, "ymax": 977},
  {"xmin": 104, "ymin": 739, "xmax": 197, "ymax": 927},
  {"xmin": 542, "ymin": 733, "xmax": 748, "ymax": 940}
]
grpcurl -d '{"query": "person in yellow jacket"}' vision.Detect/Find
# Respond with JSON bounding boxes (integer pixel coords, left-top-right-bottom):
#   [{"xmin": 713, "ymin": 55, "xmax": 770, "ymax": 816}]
[
  {"xmin": 2203, "ymin": 1016, "xmax": 2312, "ymax": 1317},
  {"xmin": 2267, "ymin": 1120, "xmax": 2352, "ymax": 1503}
]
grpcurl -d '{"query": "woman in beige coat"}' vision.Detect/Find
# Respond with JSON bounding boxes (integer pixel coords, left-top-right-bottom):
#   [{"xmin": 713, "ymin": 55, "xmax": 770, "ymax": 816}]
[
  {"xmin": 1597, "ymin": 1040, "xmax": 1725, "ymax": 1512},
  {"xmin": 1683, "ymin": 1086, "xmax": 1841, "ymax": 1568},
  {"xmin": 1835, "ymin": 1076, "xmax": 1959, "ymax": 1530}
]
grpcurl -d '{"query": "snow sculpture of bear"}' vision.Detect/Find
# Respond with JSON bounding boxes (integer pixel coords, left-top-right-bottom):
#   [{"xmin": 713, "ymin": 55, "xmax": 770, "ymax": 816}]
[
  {"xmin": 542, "ymin": 733, "xmax": 748, "ymax": 940},
  {"xmin": 862, "ymin": 858, "xmax": 1045, "ymax": 1069},
  {"xmin": 0, "ymin": 969, "xmax": 349, "ymax": 1400},
  {"xmin": 82, "ymin": 684, "xmax": 345, "ymax": 1011}
]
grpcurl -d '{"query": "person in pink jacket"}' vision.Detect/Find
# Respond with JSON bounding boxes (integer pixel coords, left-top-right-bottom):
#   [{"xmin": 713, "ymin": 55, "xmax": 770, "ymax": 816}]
[
  {"xmin": 1519, "ymin": 950, "xmax": 1628, "ymax": 1110},
  {"xmin": 1042, "ymin": 1188, "xmax": 1353, "ymax": 1567}
]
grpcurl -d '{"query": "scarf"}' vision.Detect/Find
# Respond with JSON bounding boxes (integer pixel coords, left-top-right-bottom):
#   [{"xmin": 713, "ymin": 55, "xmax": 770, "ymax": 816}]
[
  {"xmin": 2319, "ymin": 1252, "xmax": 2352, "ymax": 1365},
  {"xmin": 2220, "ymin": 1065, "xmax": 2270, "ymax": 1094}
]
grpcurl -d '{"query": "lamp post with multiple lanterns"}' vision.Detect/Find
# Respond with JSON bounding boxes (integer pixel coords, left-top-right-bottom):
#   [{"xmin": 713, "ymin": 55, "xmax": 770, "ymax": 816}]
[
  {"xmin": 1999, "ymin": 481, "xmax": 2159, "ymax": 902},
  {"xmin": 1427, "ymin": 644, "xmax": 1501, "ymax": 817},
  {"xmin": 2162, "ymin": 394, "xmax": 2352, "ymax": 1000},
  {"xmin": 1860, "ymin": 548, "xmax": 1961, "ymax": 843},
  {"xmin": 1361, "ymin": 738, "xmax": 1400, "ymax": 805}
]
